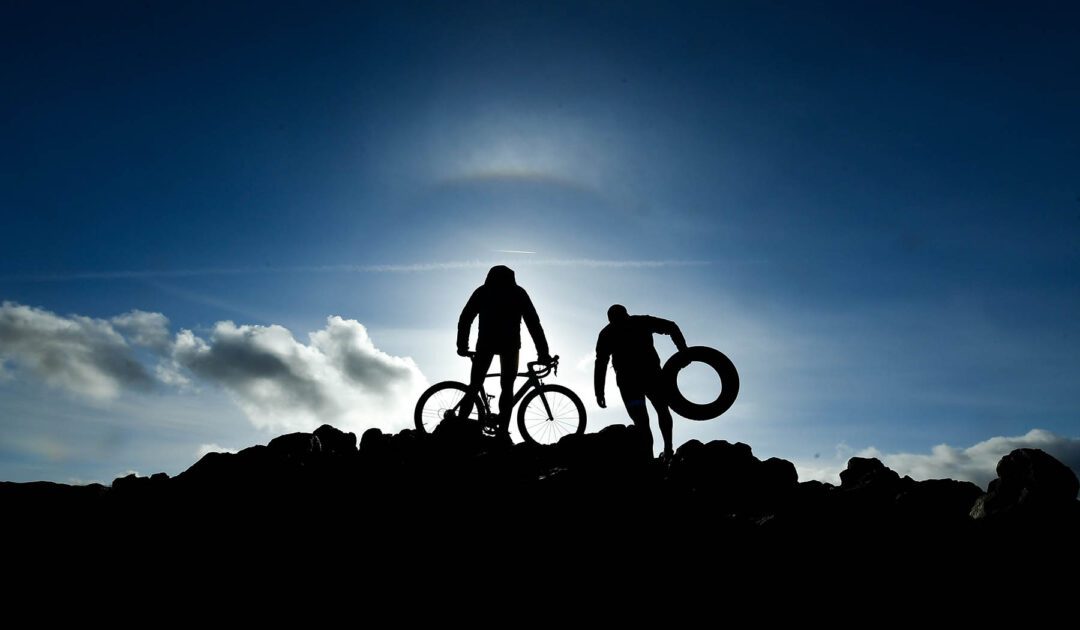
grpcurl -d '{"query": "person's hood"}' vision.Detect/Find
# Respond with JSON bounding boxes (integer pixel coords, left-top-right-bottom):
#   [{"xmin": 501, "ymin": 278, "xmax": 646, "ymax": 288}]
[{"xmin": 485, "ymin": 265, "xmax": 517, "ymax": 288}]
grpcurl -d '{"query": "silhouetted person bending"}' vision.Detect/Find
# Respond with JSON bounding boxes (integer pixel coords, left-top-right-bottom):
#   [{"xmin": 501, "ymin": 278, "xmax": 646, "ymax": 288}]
[
  {"xmin": 457, "ymin": 265, "xmax": 551, "ymax": 440},
  {"xmin": 595, "ymin": 304, "xmax": 687, "ymax": 458}
]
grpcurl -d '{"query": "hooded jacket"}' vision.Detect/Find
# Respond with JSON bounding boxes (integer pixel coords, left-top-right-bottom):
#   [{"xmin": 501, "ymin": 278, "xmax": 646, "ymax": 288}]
[{"xmin": 457, "ymin": 265, "xmax": 549, "ymax": 356}]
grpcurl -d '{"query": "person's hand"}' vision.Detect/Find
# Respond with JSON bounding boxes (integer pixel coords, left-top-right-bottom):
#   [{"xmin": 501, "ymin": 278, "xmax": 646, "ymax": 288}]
[
  {"xmin": 538, "ymin": 353, "xmax": 553, "ymax": 364},
  {"xmin": 457, "ymin": 348, "xmax": 472, "ymax": 358},
  {"xmin": 597, "ymin": 395, "xmax": 606, "ymax": 409}
]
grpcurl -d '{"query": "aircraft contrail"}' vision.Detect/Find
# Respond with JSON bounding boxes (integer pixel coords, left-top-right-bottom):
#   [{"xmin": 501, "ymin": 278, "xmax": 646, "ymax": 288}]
[
  {"xmin": 1, "ymin": 259, "xmax": 711, "ymax": 282},
  {"xmin": 493, "ymin": 249, "xmax": 537, "ymax": 254}
]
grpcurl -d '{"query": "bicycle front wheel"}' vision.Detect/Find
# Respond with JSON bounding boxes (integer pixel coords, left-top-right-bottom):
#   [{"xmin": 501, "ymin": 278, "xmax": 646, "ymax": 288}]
[
  {"xmin": 516, "ymin": 384, "xmax": 586, "ymax": 446},
  {"xmin": 414, "ymin": 381, "xmax": 482, "ymax": 434}
]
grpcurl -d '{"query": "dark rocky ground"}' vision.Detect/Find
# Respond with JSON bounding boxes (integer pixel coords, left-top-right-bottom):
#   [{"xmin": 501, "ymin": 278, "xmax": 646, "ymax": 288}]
[
  {"xmin": 4, "ymin": 420, "xmax": 1078, "ymax": 609},
  {"xmin": 4, "ymin": 422, "xmax": 1076, "ymax": 555}
]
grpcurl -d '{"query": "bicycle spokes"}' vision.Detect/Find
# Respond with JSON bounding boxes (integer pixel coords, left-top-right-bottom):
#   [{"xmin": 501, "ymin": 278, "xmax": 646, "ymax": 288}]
[
  {"xmin": 415, "ymin": 382, "xmax": 485, "ymax": 433},
  {"xmin": 429, "ymin": 390, "xmax": 463, "ymax": 426},
  {"xmin": 520, "ymin": 390, "xmax": 582, "ymax": 445}
]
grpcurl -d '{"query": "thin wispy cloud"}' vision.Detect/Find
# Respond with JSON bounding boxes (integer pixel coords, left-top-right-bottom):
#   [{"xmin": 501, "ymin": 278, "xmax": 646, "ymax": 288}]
[
  {"xmin": 147, "ymin": 281, "xmax": 270, "ymax": 323},
  {"xmin": 1, "ymin": 259, "xmax": 712, "ymax": 282}
]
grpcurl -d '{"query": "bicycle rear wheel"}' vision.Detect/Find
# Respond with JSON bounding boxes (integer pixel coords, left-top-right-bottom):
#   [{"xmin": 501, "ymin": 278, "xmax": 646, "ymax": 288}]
[
  {"xmin": 516, "ymin": 384, "xmax": 586, "ymax": 446},
  {"xmin": 414, "ymin": 381, "xmax": 483, "ymax": 434}
]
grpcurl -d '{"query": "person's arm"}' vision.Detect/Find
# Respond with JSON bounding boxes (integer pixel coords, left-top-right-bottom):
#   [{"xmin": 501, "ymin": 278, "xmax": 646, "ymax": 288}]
[
  {"xmin": 645, "ymin": 316, "xmax": 688, "ymax": 352},
  {"xmin": 457, "ymin": 289, "xmax": 481, "ymax": 356},
  {"xmin": 594, "ymin": 332, "xmax": 609, "ymax": 408},
  {"xmin": 520, "ymin": 289, "xmax": 550, "ymax": 360}
]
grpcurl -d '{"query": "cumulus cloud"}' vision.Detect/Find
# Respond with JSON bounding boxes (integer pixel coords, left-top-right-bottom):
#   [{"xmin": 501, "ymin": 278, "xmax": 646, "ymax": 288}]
[
  {"xmin": 796, "ymin": 429, "xmax": 1080, "ymax": 488},
  {"xmin": 154, "ymin": 362, "xmax": 192, "ymax": 389},
  {"xmin": 110, "ymin": 310, "xmax": 172, "ymax": 353},
  {"xmin": 0, "ymin": 302, "xmax": 155, "ymax": 399},
  {"xmin": 172, "ymin": 323, "xmax": 332, "ymax": 420},
  {"xmin": 0, "ymin": 302, "xmax": 427, "ymax": 435},
  {"xmin": 170, "ymin": 316, "xmax": 426, "ymax": 434},
  {"xmin": 311, "ymin": 316, "xmax": 421, "ymax": 393}
]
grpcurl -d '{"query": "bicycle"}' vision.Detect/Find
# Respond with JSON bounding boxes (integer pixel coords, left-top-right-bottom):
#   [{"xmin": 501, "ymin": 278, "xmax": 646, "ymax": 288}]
[{"xmin": 413, "ymin": 353, "xmax": 586, "ymax": 446}]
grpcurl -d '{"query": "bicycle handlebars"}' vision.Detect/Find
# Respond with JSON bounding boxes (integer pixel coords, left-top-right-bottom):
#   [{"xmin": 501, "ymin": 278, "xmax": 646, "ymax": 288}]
[
  {"xmin": 461, "ymin": 352, "xmax": 560, "ymax": 377},
  {"xmin": 529, "ymin": 355, "xmax": 559, "ymax": 377}
]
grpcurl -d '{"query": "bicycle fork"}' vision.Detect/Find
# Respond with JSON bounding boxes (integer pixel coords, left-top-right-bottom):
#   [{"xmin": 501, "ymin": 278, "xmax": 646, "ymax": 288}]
[{"xmin": 535, "ymin": 389, "xmax": 556, "ymax": 421}]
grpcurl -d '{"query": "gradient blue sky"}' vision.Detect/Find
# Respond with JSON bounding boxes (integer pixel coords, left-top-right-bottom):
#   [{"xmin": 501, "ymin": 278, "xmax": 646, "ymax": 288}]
[{"xmin": 2, "ymin": 1, "xmax": 1078, "ymax": 484}]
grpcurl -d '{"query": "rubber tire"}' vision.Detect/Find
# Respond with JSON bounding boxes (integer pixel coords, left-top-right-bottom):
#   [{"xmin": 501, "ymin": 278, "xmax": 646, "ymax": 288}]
[
  {"xmin": 516, "ymin": 384, "xmax": 587, "ymax": 446},
  {"xmin": 414, "ymin": 381, "xmax": 482, "ymax": 434},
  {"xmin": 661, "ymin": 346, "xmax": 739, "ymax": 420}
]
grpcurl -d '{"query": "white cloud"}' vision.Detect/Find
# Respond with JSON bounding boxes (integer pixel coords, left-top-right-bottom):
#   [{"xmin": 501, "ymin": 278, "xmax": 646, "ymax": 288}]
[
  {"xmin": 0, "ymin": 302, "xmax": 427, "ymax": 436},
  {"xmin": 795, "ymin": 429, "xmax": 1080, "ymax": 488},
  {"xmin": 155, "ymin": 362, "xmax": 192, "ymax": 388},
  {"xmin": 196, "ymin": 443, "xmax": 238, "ymax": 458},
  {"xmin": 171, "ymin": 316, "xmax": 427, "ymax": 435},
  {"xmin": 110, "ymin": 310, "xmax": 172, "ymax": 353},
  {"xmin": 0, "ymin": 302, "xmax": 155, "ymax": 399}
]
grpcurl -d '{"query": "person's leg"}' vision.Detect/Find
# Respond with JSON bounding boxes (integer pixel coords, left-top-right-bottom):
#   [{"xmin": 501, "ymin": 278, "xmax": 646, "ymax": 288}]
[
  {"xmin": 645, "ymin": 381, "xmax": 674, "ymax": 457},
  {"xmin": 496, "ymin": 350, "xmax": 519, "ymax": 433},
  {"xmin": 618, "ymin": 377, "xmax": 654, "ymax": 453},
  {"xmin": 457, "ymin": 351, "xmax": 494, "ymax": 420}
]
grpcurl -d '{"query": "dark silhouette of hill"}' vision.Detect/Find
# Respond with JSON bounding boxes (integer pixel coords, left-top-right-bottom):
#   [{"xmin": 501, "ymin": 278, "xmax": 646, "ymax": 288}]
[
  {"xmin": 4, "ymin": 421, "xmax": 1075, "ymax": 548},
  {"xmin": 4, "ymin": 423, "xmax": 1075, "ymax": 596},
  {"xmin": 2, "ymin": 423, "xmax": 1071, "ymax": 621}
]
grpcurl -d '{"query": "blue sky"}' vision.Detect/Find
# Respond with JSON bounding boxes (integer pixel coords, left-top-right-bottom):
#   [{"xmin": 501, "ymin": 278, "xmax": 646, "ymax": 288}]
[{"xmin": 2, "ymin": 1, "xmax": 1078, "ymax": 484}]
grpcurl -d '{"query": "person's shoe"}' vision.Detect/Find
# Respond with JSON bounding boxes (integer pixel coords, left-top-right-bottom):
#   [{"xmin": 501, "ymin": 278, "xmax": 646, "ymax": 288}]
[
  {"xmin": 479, "ymin": 416, "xmax": 499, "ymax": 436},
  {"xmin": 494, "ymin": 430, "xmax": 513, "ymax": 447},
  {"xmin": 659, "ymin": 449, "xmax": 675, "ymax": 465}
]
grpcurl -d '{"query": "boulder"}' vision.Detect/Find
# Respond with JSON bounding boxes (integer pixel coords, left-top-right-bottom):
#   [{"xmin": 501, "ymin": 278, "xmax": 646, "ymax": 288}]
[
  {"xmin": 314, "ymin": 424, "xmax": 357, "ymax": 455},
  {"xmin": 667, "ymin": 439, "xmax": 770, "ymax": 515},
  {"xmin": 267, "ymin": 431, "xmax": 321, "ymax": 459},
  {"xmin": 760, "ymin": 457, "xmax": 798, "ymax": 489},
  {"xmin": 359, "ymin": 427, "xmax": 386, "ymax": 455},
  {"xmin": 840, "ymin": 457, "xmax": 899, "ymax": 490},
  {"xmin": 970, "ymin": 448, "xmax": 1079, "ymax": 522},
  {"xmin": 895, "ymin": 478, "xmax": 984, "ymax": 525}
]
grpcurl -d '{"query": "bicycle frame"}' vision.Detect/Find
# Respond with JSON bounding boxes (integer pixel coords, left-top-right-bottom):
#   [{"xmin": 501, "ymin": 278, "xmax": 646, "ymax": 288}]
[{"xmin": 462, "ymin": 360, "xmax": 557, "ymax": 421}]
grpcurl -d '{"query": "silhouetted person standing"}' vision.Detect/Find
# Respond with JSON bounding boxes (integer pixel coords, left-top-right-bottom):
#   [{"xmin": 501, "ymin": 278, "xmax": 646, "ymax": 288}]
[
  {"xmin": 595, "ymin": 304, "xmax": 687, "ymax": 458},
  {"xmin": 457, "ymin": 265, "xmax": 551, "ymax": 440}
]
